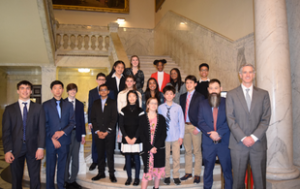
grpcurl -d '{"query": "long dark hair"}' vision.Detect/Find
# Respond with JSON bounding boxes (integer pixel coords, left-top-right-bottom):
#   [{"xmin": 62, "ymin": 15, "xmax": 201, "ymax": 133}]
[
  {"xmin": 125, "ymin": 75, "xmax": 137, "ymax": 90},
  {"xmin": 144, "ymin": 78, "xmax": 161, "ymax": 105},
  {"xmin": 108, "ymin": 60, "xmax": 125, "ymax": 77},
  {"xmin": 170, "ymin": 68, "xmax": 183, "ymax": 91},
  {"xmin": 125, "ymin": 90, "xmax": 140, "ymax": 110}
]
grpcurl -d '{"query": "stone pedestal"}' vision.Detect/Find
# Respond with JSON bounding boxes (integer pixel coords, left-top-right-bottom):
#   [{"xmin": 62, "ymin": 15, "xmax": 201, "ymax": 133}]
[{"xmin": 254, "ymin": 0, "xmax": 299, "ymax": 180}]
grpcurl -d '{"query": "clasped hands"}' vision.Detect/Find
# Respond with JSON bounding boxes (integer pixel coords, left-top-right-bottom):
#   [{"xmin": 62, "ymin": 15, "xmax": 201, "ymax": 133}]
[
  {"xmin": 51, "ymin": 130, "xmax": 65, "ymax": 149},
  {"xmin": 208, "ymin": 131, "xmax": 221, "ymax": 142},
  {"xmin": 97, "ymin": 131, "xmax": 108, "ymax": 139},
  {"xmin": 242, "ymin": 136, "xmax": 255, "ymax": 147},
  {"xmin": 125, "ymin": 136, "xmax": 137, "ymax": 145}
]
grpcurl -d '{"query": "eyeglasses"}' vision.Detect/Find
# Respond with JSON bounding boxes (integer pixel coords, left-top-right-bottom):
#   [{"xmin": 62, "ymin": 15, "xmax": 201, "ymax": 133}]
[
  {"xmin": 149, "ymin": 102, "xmax": 158, "ymax": 105},
  {"xmin": 97, "ymin": 79, "xmax": 106, "ymax": 81},
  {"xmin": 200, "ymin": 69, "xmax": 208, "ymax": 72},
  {"xmin": 99, "ymin": 89, "xmax": 108, "ymax": 92}
]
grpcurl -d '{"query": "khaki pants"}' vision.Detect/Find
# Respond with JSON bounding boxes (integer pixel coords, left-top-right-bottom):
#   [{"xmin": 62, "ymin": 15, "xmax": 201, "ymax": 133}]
[
  {"xmin": 165, "ymin": 140, "xmax": 180, "ymax": 178},
  {"xmin": 183, "ymin": 124, "xmax": 202, "ymax": 176}
]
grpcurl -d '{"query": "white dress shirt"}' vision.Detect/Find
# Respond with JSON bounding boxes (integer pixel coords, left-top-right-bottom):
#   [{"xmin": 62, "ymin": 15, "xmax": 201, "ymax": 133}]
[
  {"xmin": 157, "ymin": 71, "xmax": 164, "ymax": 91},
  {"xmin": 68, "ymin": 97, "xmax": 85, "ymax": 137},
  {"xmin": 199, "ymin": 78, "xmax": 210, "ymax": 83},
  {"xmin": 18, "ymin": 99, "xmax": 31, "ymax": 118},
  {"xmin": 112, "ymin": 72, "xmax": 123, "ymax": 92}
]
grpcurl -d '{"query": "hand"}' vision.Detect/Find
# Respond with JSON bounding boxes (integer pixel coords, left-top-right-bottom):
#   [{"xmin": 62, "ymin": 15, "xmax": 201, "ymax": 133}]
[
  {"xmin": 131, "ymin": 137, "xmax": 137, "ymax": 144},
  {"xmin": 243, "ymin": 136, "xmax": 255, "ymax": 147},
  {"xmin": 193, "ymin": 128, "xmax": 199, "ymax": 135},
  {"xmin": 208, "ymin": 131, "xmax": 220, "ymax": 141},
  {"xmin": 5, "ymin": 152, "xmax": 15, "ymax": 163},
  {"xmin": 52, "ymin": 131, "xmax": 65, "ymax": 140},
  {"xmin": 125, "ymin": 136, "xmax": 131, "ymax": 144},
  {"xmin": 81, "ymin": 137, "xmax": 86, "ymax": 144},
  {"xmin": 35, "ymin": 149, "xmax": 44, "ymax": 160},
  {"xmin": 88, "ymin": 124, "xmax": 93, "ymax": 130},
  {"xmin": 150, "ymin": 147, "xmax": 157, "ymax": 154},
  {"xmin": 51, "ymin": 138, "xmax": 61, "ymax": 149},
  {"xmin": 178, "ymin": 138, "xmax": 183, "ymax": 145},
  {"xmin": 102, "ymin": 132, "xmax": 108, "ymax": 139},
  {"xmin": 97, "ymin": 131, "xmax": 103, "ymax": 139}
]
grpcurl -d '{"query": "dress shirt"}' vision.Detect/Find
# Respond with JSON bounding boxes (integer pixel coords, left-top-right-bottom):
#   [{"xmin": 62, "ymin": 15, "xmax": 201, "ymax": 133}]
[
  {"xmin": 185, "ymin": 90, "xmax": 195, "ymax": 123},
  {"xmin": 158, "ymin": 102, "xmax": 185, "ymax": 142},
  {"xmin": 112, "ymin": 72, "xmax": 123, "ymax": 92},
  {"xmin": 68, "ymin": 97, "xmax": 86, "ymax": 137},
  {"xmin": 157, "ymin": 71, "xmax": 164, "ymax": 90},
  {"xmin": 199, "ymin": 78, "xmax": 210, "ymax": 83},
  {"xmin": 240, "ymin": 84, "xmax": 258, "ymax": 142},
  {"xmin": 18, "ymin": 99, "xmax": 31, "ymax": 118}
]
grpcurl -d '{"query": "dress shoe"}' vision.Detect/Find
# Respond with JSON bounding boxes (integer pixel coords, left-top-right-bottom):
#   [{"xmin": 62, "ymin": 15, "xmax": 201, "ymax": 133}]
[
  {"xmin": 70, "ymin": 181, "xmax": 82, "ymax": 189},
  {"xmin": 64, "ymin": 182, "xmax": 69, "ymax": 188},
  {"xmin": 110, "ymin": 174, "xmax": 117, "ymax": 183},
  {"xmin": 133, "ymin": 178, "xmax": 140, "ymax": 186},
  {"xmin": 89, "ymin": 163, "xmax": 97, "ymax": 171},
  {"xmin": 125, "ymin": 177, "xmax": 132, "ymax": 185},
  {"xmin": 91, "ymin": 173, "xmax": 106, "ymax": 181},
  {"xmin": 193, "ymin": 175, "xmax": 201, "ymax": 184}
]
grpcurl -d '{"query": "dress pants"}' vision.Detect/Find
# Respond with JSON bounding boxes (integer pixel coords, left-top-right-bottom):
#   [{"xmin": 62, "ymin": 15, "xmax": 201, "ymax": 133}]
[
  {"xmin": 10, "ymin": 143, "xmax": 41, "ymax": 189},
  {"xmin": 183, "ymin": 124, "xmax": 202, "ymax": 176},
  {"xmin": 91, "ymin": 128, "xmax": 98, "ymax": 163},
  {"xmin": 46, "ymin": 138, "xmax": 69, "ymax": 189},
  {"xmin": 95, "ymin": 133, "xmax": 115, "ymax": 175},
  {"xmin": 65, "ymin": 130, "xmax": 81, "ymax": 183},
  {"xmin": 165, "ymin": 140, "xmax": 180, "ymax": 178}
]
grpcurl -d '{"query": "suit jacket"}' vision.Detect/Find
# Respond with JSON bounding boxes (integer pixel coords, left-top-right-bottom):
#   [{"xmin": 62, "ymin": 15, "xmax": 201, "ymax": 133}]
[
  {"xmin": 106, "ymin": 75, "xmax": 125, "ymax": 100},
  {"xmin": 197, "ymin": 98, "xmax": 230, "ymax": 146},
  {"xmin": 226, "ymin": 85, "xmax": 271, "ymax": 151},
  {"xmin": 180, "ymin": 91, "xmax": 205, "ymax": 126},
  {"xmin": 88, "ymin": 87, "xmax": 115, "ymax": 123},
  {"xmin": 66, "ymin": 98, "xmax": 86, "ymax": 142},
  {"xmin": 151, "ymin": 72, "xmax": 170, "ymax": 92},
  {"xmin": 91, "ymin": 98, "xmax": 118, "ymax": 134},
  {"xmin": 43, "ymin": 98, "xmax": 75, "ymax": 145},
  {"xmin": 2, "ymin": 101, "xmax": 46, "ymax": 158}
]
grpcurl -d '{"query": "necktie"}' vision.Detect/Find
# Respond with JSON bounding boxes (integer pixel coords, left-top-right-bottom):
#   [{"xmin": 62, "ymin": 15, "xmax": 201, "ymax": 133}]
[
  {"xmin": 22, "ymin": 102, "xmax": 28, "ymax": 141},
  {"xmin": 56, "ymin": 101, "xmax": 61, "ymax": 118},
  {"xmin": 245, "ymin": 89, "xmax": 251, "ymax": 111},
  {"xmin": 165, "ymin": 106, "xmax": 171, "ymax": 131},
  {"xmin": 185, "ymin": 93, "xmax": 191, "ymax": 122},
  {"xmin": 213, "ymin": 107, "xmax": 218, "ymax": 131}
]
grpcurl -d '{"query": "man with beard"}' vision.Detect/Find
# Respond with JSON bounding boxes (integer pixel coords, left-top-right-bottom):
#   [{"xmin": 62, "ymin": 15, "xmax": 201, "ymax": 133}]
[{"xmin": 197, "ymin": 79, "xmax": 233, "ymax": 189}]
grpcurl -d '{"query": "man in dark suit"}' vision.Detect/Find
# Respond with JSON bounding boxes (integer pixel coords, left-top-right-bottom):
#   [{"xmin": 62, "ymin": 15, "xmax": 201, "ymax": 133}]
[
  {"xmin": 90, "ymin": 84, "xmax": 118, "ymax": 183},
  {"xmin": 87, "ymin": 73, "xmax": 114, "ymax": 171},
  {"xmin": 43, "ymin": 80, "xmax": 75, "ymax": 189},
  {"xmin": 64, "ymin": 83, "xmax": 86, "ymax": 189},
  {"xmin": 197, "ymin": 79, "xmax": 233, "ymax": 189},
  {"xmin": 226, "ymin": 64, "xmax": 271, "ymax": 189},
  {"xmin": 179, "ymin": 75, "xmax": 205, "ymax": 184},
  {"xmin": 2, "ymin": 80, "xmax": 45, "ymax": 189},
  {"xmin": 195, "ymin": 63, "xmax": 210, "ymax": 99}
]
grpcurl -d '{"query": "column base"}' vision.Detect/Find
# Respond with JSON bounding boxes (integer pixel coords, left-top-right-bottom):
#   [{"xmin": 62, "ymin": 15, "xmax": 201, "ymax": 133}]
[
  {"xmin": 267, "ymin": 166, "xmax": 299, "ymax": 180},
  {"xmin": 267, "ymin": 175, "xmax": 300, "ymax": 188}
]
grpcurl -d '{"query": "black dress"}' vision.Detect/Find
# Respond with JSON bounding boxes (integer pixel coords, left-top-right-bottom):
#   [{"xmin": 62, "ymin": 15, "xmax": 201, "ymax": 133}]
[{"xmin": 124, "ymin": 68, "xmax": 144, "ymax": 94}]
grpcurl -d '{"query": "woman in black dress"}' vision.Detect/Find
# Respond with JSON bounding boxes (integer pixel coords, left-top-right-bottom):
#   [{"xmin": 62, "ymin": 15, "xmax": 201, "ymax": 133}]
[{"xmin": 124, "ymin": 55, "xmax": 144, "ymax": 93}]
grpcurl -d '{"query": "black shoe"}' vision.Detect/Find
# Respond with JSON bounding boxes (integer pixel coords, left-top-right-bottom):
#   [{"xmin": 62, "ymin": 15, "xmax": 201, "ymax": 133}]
[
  {"xmin": 180, "ymin": 173, "xmax": 192, "ymax": 181},
  {"xmin": 110, "ymin": 174, "xmax": 117, "ymax": 183},
  {"xmin": 125, "ymin": 178, "xmax": 132, "ymax": 185},
  {"xmin": 64, "ymin": 182, "xmax": 69, "ymax": 188},
  {"xmin": 174, "ymin": 178, "xmax": 181, "ymax": 185},
  {"xmin": 193, "ymin": 176, "xmax": 201, "ymax": 184},
  {"xmin": 91, "ymin": 173, "xmax": 105, "ymax": 181},
  {"xmin": 89, "ymin": 163, "xmax": 97, "ymax": 171},
  {"xmin": 70, "ymin": 181, "xmax": 82, "ymax": 189},
  {"xmin": 164, "ymin": 177, "xmax": 170, "ymax": 185},
  {"xmin": 133, "ymin": 178, "xmax": 140, "ymax": 186},
  {"xmin": 153, "ymin": 187, "xmax": 159, "ymax": 189}
]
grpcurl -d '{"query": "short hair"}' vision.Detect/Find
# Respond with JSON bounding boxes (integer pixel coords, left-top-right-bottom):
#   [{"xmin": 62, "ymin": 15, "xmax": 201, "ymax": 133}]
[
  {"xmin": 185, "ymin": 75, "xmax": 197, "ymax": 83},
  {"xmin": 66, "ymin": 83, "xmax": 78, "ymax": 92},
  {"xmin": 239, "ymin": 63, "xmax": 255, "ymax": 74},
  {"xmin": 17, "ymin": 80, "xmax": 33, "ymax": 90},
  {"xmin": 163, "ymin": 85, "xmax": 175, "ymax": 94},
  {"xmin": 199, "ymin": 63, "xmax": 209, "ymax": 71},
  {"xmin": 99, "ymin": 84, "xmax": 108, "ymax": 91},
  {"xmin": 96, "ymin": 72, "xmax": 106, "ymax": 79},
  {"xmin": 50, "ymin": 80, "xmax": 64, "ymax": 89},
  {"xmin": 209, "ymin": 79, "xmax": 221, "ymax": 87}
]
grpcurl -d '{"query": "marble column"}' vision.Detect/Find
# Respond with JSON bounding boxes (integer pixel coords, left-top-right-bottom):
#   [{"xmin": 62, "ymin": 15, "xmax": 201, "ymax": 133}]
[
  {"xmin": 41, "ymin": 65, "xmax": 57, "ymax": 103},
  {"xmin": 254, "ymin": 0, "xmax": 299, "ymax": 180}
]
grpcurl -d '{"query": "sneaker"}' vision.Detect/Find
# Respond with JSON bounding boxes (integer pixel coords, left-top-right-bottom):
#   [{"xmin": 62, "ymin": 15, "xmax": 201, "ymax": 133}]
[
  {"xmin": 164, "ymin": 177, "xmax": 170, "ymax": 185},
  {"xmin": 193, "ymin": 175, "xmax": 201, "ymax": 184},
  {"xmin": 180, "ymin": 173, "xmax": 192, "ymax": 181},
  {"xmin": 173, "ymin": 178, "xmax": 181, "ymax": 185}
]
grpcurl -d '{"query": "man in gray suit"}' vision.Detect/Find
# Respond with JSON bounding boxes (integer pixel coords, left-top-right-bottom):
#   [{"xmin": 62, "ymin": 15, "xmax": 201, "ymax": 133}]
[{"xmin": 226, "ymin": 64, "xmax": 271, "ymax": 189}]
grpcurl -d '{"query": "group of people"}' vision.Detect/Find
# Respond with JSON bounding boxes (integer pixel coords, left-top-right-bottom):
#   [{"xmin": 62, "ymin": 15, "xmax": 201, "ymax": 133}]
[{"xmin": 2, "ymin": 54, "xmax": 271, "ymax": 189}]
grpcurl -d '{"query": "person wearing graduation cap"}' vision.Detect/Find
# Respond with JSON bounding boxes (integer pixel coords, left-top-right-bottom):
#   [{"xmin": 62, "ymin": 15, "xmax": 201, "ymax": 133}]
[{"xmin": 151, "ymin": 59, "xmax": 170, "ymax": 92}]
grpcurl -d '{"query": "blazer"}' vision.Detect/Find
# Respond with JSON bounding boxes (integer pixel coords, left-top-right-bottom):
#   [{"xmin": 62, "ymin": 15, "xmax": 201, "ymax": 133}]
[
  {"xmin": 180, "ymin": 91, "xmax": 205, "ymax": 126},
  {"xmin": 66, "ymin": 98, "xmax": 86, "ymax": 142},
  {"xmin": 2, "ymin": 101, "xmax": 46, "ymax": 158},
  {"xmin": 139, "ymin": 114, "xmax": 167, "ymax": 173},
  {"xmin": 106, "ymin": 75, "xmax": 126, "ymax": 100},
  {"xmin": 43, "ymin": 98, "xmax": 75, "ymax": 145},
  {"xmin": 90, "ymin": 98, "xmax": 118, "ymax": 134},
  {"xmin": 197, "ymin": 98, "xmax": 230, "ymax": 146},
  {"xmin": 88, "ymin": 87, "xmax": 115, "ymax": 123},
  {"xmin": 226, "ymin": 85, "xmax": 271, "ymax": 151},
  {"xmin": 151, "ymin": 72, "xmax": 170, "ymax": 92}
]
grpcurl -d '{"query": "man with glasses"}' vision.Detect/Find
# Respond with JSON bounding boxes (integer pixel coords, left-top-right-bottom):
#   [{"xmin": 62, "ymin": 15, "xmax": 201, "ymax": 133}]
[
  {"xmin": 87, "ymin": 73, "xmax": 115, "ymax": 171},
  {"xmin": 196, "ymin": 63, "xmax": 210, "ymax": 99}
]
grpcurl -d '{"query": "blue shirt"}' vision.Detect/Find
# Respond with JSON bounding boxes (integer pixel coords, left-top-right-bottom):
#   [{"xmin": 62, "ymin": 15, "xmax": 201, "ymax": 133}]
[{"xmin": 158, "ymin": 102, "xmax": 185, "ymax": 142}]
